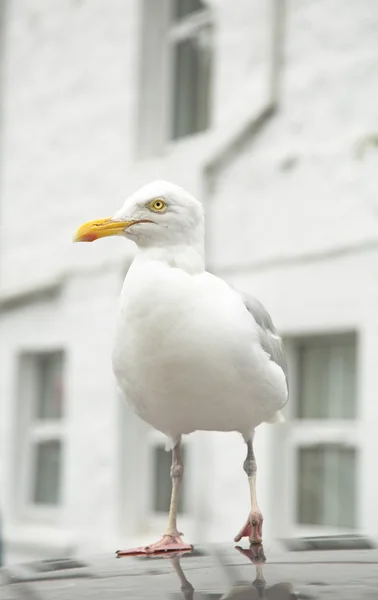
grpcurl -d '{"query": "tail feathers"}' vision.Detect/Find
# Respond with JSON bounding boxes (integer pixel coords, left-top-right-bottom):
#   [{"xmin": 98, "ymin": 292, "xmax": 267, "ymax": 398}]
[{"xmin": 266, "ymin": 410, "xmax": 285, "ymax": 424}]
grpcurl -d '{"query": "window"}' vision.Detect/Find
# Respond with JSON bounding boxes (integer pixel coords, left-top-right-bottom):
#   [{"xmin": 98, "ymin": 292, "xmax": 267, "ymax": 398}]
[
  {"xmin": 17, "ymin": 351, "xmax": 65, "ymax": 517},
  {"xmin": 137, "ymin": 0, "xmax": 213, "ymax": 156},
  {"xmin": 297, "ymin": 445, "xmax": 356, "ymax": 528},
  {"xmin": 282, "ymin": 333, "xmax": 358, "ymax": 535},
  {"xmin": 170, "ymin": 0, "xmax": 212, "ymax": 140},
  {"xmin": 297, "ymin": 337, "xmax": 356, "ymax": 419}
]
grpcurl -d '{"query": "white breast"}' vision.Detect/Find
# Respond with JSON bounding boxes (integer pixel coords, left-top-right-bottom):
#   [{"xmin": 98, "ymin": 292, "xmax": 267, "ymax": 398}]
[{"xmin": 113, "ymin": 260, "xmax": 287, "ymax": 439}]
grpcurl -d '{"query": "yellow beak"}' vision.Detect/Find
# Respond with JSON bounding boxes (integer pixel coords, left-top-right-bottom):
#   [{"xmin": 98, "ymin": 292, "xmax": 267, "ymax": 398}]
[{"xmin": 73, "ymin": 218, "xmax": 133, "ymax": 242}]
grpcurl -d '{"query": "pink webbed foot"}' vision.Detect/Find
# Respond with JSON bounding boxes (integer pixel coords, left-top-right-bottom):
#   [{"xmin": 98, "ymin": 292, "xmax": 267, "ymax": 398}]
[
  {"xmin": 116, "ymin": 533, "xmax": 193, "ymax": 557},
  {"xmin": 234, "ymin": 511, "xmax": 263, "ymax": 545}
]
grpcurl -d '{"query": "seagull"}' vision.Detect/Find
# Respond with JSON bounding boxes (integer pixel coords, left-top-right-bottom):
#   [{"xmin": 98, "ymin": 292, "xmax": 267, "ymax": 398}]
[{"xmin": 74, "ymin": 180, "xmax": 288, "ymax": 555}]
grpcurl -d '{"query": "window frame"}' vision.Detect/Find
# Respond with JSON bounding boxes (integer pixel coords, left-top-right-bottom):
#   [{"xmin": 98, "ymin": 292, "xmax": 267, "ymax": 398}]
[
  {"xmin": 15, "ymin": 350, "xmax": 66, "ymax": 523},
  {"xmin": 280, "ymin": 333, "xmax": 360, "ymax": 538},
  {"xmin": 136, "ymin": 0, "xmax": 213, "ymax": 157},
  {"xmin": 168, "ymin": 3, "xmax": 213, "ymax": 141}
]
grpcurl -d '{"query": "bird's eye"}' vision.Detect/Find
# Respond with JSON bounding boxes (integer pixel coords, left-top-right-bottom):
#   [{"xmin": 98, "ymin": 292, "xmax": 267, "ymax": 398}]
[{"xmin": 149, "ymin": 198, "xmax": 166, "ymax": 212}]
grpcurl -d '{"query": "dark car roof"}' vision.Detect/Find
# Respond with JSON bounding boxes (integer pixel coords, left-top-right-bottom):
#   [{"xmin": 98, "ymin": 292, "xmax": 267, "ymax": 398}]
[{"xmin": 1, "ymin": 539, "xmax": 378, "ymax": 600}]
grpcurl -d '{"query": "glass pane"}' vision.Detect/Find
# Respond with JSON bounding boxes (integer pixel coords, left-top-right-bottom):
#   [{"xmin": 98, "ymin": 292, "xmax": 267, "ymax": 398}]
[
  {"xmin": 32, "ymin": 440, "xmax": 62, "ymax": 505},
  {"xmin": 297, "ymin": 337, "xmax": 356, "ymax": 419},
  {"xmin": 36, "ymin": 352, "xmax": 64, "ymax": 420},
  {"xmin": 298, "ymin": 344, "xmax": 331, "ymax": 419},
  {"xmin": 171, "ymin": 26, "xmax": 212, "ymax": 140},
  {"xmin": 153, "ymin": 446, "xmax": 186, "ymax": 513},
  {"xmin": 297, "ymin": 446, "xmax": 324, "ymax": 525},
  {"xmin": 173, "ymin": 0, "xmax": 205, "ymax": 21},
  {"xmin": 297, "ymin": 445, "xmax": 356, "ymax": 528},
  {"xmin": 338, "ymin": 447, "xmax": 357, "ymax": 527},
  {"xmin": 341, "ymin": 344, "xmax": 357, "ymax": 418}
]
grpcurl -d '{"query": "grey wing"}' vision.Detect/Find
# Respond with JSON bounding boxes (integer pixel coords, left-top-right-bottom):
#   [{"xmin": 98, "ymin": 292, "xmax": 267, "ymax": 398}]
[{"xmin": 240, "ymin": 291, "xmax": 289, "ymax": 393}]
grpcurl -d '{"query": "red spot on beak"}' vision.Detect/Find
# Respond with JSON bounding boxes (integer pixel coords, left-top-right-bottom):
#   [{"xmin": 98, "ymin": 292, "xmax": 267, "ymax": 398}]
[{"xmin": 81, "ymin": 233, "xmax": 98, "ymax": 242}]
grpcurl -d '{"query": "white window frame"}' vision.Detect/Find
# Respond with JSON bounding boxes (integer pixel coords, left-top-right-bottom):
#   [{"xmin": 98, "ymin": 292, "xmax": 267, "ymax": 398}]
[
  {"xmin": 168, "ymin": 1, "xmax": 213, "ymax": 141},
  {"xmin": 136, "ymin": 0, "xmax": 213, "ymax": 157},
  {"xmin": 15, "ymin": 351, "xmax": 66, "ymax": 523},
  {"xmin": 280, "ymin": 333, "xmax": 360, "ymax": 539}
]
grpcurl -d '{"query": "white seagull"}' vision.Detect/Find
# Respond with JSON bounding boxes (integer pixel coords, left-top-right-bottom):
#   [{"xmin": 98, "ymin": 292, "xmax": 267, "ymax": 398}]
[{"xmin": 74, "ymin": 181, "xmax": 288, "ymax": 555}]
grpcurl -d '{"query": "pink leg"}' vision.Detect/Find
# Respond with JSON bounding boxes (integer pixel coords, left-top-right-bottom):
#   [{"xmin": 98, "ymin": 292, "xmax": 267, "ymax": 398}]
[
  {"xmin": 234, "ymin": 543, "xmax": 266, "ymax": 565},
  {"xmin": 116, "ymin": 440, "xmax": 193, "ymax": 557},
  {"xmin": 234, "ymin": 436, "xmax": 264, "ymax": 545}
]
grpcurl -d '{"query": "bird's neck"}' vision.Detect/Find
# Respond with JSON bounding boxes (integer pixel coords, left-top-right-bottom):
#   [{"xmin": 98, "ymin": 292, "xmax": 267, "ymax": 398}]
[{"xmin": 134, "ymin": 243, "xmax": 205, "ymax": 274}]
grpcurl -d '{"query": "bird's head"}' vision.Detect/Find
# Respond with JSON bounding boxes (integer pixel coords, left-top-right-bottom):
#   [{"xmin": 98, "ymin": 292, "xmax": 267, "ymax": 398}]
[{"xmin": 73, "ymin": 180, "xmax": 204, "ymax": 249}]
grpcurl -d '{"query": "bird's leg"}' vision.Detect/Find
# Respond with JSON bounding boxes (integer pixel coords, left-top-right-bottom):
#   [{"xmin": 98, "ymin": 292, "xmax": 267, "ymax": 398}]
[
  {"xmin": 234, "ymin": 435, "xmax": 263, "ymax": 545},
  {"xmin": 166, "ymin": 441, "xmax": 184, "ymax": 536},
  {"xmin": 116, "ymin": 440, "xmax": 193, "ymax": 556},
  {"xmin": 234, "ymin": 544, "xmax": 266, "ymax": 595},
  {"xmin": 170, "ymin": 556, "xmax": 195, "ymax": 600}
]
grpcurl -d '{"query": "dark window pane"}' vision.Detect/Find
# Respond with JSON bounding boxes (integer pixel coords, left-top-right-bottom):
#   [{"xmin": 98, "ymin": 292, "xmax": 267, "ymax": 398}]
[
  {"xmin": 298, "ymin": 344, "xmax": 330, "ymax": 419},
  {"xmin": 171, "ymin": 26, "xmax": 212, "ymax": 139},
  {"xmin": 297, "ymin": 445, "xmax": 356, "ymax": 528},
  {"xmin": 297, "ymin": 336, "xmax": 356, "ymax": 419},
  {"xmin": 153, "ymin": 446, "xmax": 186, "ymax": 513},
  {"xmin": 173, "ymin": 0, "xmax": 205, "ymax": 21},
  {"xmin": 33, "ymin": 440, "xmax": 62, "ymax": 505},
  {"xmin": 36, "ymin": 352, "xmax": 64, "ymax": 420}
]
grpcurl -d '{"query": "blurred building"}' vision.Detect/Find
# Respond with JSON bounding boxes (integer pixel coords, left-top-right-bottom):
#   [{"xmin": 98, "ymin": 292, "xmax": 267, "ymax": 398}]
[{"xmin": 1, "ymin": 0, "xmax": 378, "ymax": 564}]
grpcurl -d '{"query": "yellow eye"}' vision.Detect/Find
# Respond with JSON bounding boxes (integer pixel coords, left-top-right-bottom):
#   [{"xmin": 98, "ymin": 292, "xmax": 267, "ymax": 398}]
[{"xmin": 149, "ymin": 198, "xmax": 166, "ymax": 212}]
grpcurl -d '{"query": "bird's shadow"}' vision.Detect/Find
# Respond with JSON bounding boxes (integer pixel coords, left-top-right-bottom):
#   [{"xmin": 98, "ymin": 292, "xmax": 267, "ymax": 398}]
[{"xmin": 161, "ymin": 544, "xmax": 299, "ymax": 599}]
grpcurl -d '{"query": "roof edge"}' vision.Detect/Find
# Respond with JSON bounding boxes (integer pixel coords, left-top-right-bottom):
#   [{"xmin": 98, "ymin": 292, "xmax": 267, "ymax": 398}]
[
  {"xmin": 203, "ymin": 103, "xmax": 277, "ymax": 192},
  {"xmin": 0, "ymin": 278, "xmax": 63, "ymax": 313}
]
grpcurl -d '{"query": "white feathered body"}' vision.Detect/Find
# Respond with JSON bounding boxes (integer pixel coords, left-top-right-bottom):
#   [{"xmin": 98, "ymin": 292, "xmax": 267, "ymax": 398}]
[{"xmin": 113, "ymin": 254, "xmax": 287, "ymax": 440}]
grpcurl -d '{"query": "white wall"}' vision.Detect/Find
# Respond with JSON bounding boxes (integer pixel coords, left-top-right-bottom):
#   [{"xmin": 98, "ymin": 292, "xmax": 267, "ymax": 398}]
[
  {"xmin": 208, "ymin": 0, "xmax": 378, "ymax": 271},
  {"xmin": 0, "ymin": 268, "xmax": 122, "ymax": 563},
  {"xmin": 205, "ymin": 0, "xmax": 378, "ymax": 542},
  {"xmin": 0, "ymin": 0, "xmax": 273, "ymax": 291},
  {"xmin": 1, "ymin": 0, "xmax": 378, "ymax": 562},
  {"xmin": 0, "ymin": 0, "xmax": 278, "ymax": 561},
  {"xmin": 205, "ymin": 249, "xmax": 378, "ymax": 540},
  {"xmin": 0, "ymin": 0, "xmax": 142, "ymax": 289}
]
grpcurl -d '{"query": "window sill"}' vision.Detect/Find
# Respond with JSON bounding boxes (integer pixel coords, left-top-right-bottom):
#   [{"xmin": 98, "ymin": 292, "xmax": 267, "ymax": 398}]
[
  {"xmin": 290, "ymin": 525, "xmax": 358, "ymax": 539},
  {"xmin": 4, "ymin": 523, "xmax": 76, "ymax": 558}
]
